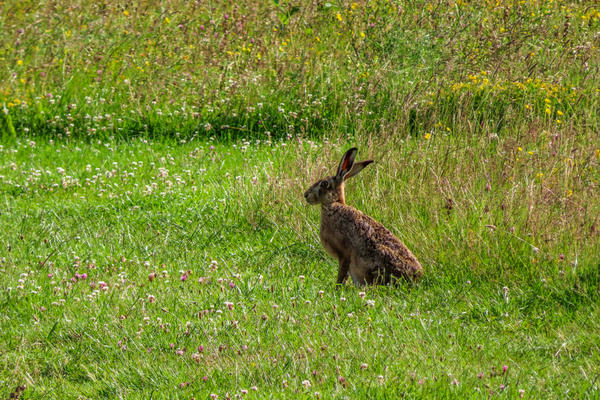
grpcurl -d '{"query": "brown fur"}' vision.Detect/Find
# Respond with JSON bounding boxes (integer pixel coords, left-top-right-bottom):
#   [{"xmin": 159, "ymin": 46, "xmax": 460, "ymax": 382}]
[{"xmin": 304, "ymin": 148, "xmax": 423, "ymax": 285}]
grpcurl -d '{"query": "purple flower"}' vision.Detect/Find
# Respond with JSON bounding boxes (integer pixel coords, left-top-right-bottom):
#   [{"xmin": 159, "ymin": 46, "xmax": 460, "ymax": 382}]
[
  {"xmin": 502, "ymin": 365, "xmax": 508, "ymax": 374},
  {"xmin": 180, "ymin": 273, "xmax": 188, "ymax": 282}
]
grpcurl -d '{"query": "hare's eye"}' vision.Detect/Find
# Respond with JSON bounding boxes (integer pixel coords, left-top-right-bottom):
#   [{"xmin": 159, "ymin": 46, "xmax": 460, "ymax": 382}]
[{"xmin": 320, "ymin": 180, "xmax": 329, "ymax": 189}]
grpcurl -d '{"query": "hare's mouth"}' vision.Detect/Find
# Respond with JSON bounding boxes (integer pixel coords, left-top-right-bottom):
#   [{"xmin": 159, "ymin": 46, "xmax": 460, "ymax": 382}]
[{"xmin": 304, "ymin": 191, "xmax": 318, "ymax": 205}]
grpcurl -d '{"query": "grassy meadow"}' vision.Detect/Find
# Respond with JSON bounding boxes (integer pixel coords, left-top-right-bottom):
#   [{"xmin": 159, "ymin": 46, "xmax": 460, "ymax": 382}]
[{"xmin": 1, "ymin": 0, "xmax": 600, "ymax": 398}]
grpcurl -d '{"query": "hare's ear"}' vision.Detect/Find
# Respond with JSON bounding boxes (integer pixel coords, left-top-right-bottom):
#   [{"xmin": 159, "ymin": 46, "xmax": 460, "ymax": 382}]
[
  {"xmin": 336, "ymin": 147, "xmax": 358, "ymax": 179},
  {"xmin": 344, "ymin": 160, "xmax": 373, "ymax": 180}
]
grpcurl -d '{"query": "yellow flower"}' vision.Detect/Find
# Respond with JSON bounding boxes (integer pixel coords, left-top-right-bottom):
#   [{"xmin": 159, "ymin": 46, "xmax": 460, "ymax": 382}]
[
  {"xmin": 165, "ymin": 17, "xmax": 170, "ymax": 24},
  {"xmin": 123, "ymin": 10, "xmax": 129, "ymax": 16},
  {"xmin": 424, "ymin": 133, "xmax": 431, "ymax": 140},
  {"xmin": 557, "ymin": 110, "xmax": 563, "ymax": 116},
  {"xmin": 517, "ymin": 147, "xmax": 523, "ymax": 152},
  {"xmin": 595, "ymin": 149, "xmax": 600, "ymax": 159},
  {"xmin": 360, "ymin": 32, "xmax": 365, "ymax": 38},
  {"xmin": 527, "ymin": 151, "xmax": 533, "ymax": 155},
  {"xmin": 566, "ymin": 189, "xmax": 573, "ymax": 197},
  {"xmin": 17, "ymin": 59, "xmax": 23, "ymax": 65},
  {"xmin": 336, "ymin": 13, "xmax": 343, "ymax": 22}
]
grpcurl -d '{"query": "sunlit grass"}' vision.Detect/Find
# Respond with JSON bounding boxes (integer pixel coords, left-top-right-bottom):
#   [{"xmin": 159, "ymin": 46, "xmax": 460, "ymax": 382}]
[
  {"xmin": 1, "ymin": 0, "xmax": 600, "ymax": 398},
  {"xmin": 1, "ymin": 1, "xmax": 599, "ymax": 139},
  {"xmin": 1, "ymin": 135, "xmax": 599, "ymax": 398}
]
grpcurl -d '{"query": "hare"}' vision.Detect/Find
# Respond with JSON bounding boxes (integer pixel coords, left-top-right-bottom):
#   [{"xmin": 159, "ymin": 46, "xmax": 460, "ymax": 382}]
[{"xmin": 304, "ymin": 147, "xmax": 423, "ymax": 285}]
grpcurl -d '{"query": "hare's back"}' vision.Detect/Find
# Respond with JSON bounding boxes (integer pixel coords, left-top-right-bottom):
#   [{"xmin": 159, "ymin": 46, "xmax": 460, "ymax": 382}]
[{"xmin": 330, "ymin": 203, "xmax": 422, "ymax": 277}]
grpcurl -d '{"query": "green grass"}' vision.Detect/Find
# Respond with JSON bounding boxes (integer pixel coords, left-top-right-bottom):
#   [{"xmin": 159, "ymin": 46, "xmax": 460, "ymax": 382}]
[
  {"xmin": 1, "ymin": 136, "xmax": 599, "ymax": 399},
  {"xmin": 1, "ymin": 1, "xmax": 600, "ymax": 139},
  {"xmin": 1, "ymin": 0, "xmax": 600, "ymax": 398}
]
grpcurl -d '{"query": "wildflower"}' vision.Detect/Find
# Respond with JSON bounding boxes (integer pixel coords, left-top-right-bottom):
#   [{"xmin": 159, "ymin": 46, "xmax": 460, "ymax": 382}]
[
  {"xmin": 198, "ymin": 345, "xmax": 204, "ymax": 352},
  {"xmin": 360, "ymin": 363, "xmax": 368, "ymax": 369},
  {"xmin": 148, "ymin": 295, "xmax": 156, "ymax": 303},
  {"xmin": 180, "ymin": 272, "xmax": 188, "ymax": 281},
  {"xmin": 424, "ymin": 133, "xmax": 431, "ymax": 140},
  {"xmin": 302, "ymin": 380, "xmax": 311, "ymax": 388},
  {"xmin": 336, "ymin": 13, "xmax": 343, "ymax": 21},
  {"xmin": 502, "ymin": 365, "xmax": 508, "ymax": 374},
  {"xmin": 358, "ymin": 291, "xmax": 366, "ymax": 299}
]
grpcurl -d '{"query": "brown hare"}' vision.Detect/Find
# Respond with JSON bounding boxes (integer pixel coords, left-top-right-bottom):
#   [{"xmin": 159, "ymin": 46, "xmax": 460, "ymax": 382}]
[{"xmin": 304, "ymin": 147, "xmax": 423, "ymax": 285}]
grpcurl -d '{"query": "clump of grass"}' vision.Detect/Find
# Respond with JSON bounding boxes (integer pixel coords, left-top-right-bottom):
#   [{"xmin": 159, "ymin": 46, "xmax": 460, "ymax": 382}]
[{"xmin": 1, "ymin": 1, "xmax": 599, "ymax": 139}]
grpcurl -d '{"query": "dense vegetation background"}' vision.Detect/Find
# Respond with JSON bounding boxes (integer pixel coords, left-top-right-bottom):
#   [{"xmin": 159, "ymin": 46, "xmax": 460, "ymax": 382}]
[{"xmin": 1, "ymin": 1, "xmax": 599, "ymax": 398}]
